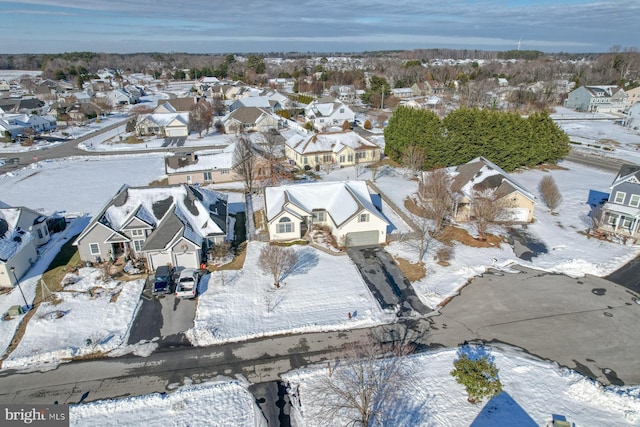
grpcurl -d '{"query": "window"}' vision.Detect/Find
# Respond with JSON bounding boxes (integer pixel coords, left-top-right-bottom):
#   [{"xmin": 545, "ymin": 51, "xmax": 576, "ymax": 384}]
[
  {"xmin": 614, "ymin": 191, "xmax": 625, "ymax": 204},
  {"xmin": 203, "ymin": 171, "xmax": 212, "ymax": 181},
  {"xmin": 131, "ymin": 229, "xmax": 144, "ymax": 237},
  {"xmin": 221, "ymin": 169, "xmax": 229, "ymax": 174},
  {"xmin": 89, "ymin": 243, "xmax": 100, "ymax": 255},
  {"xmin": 356, "ymin": 151, "xmax": 366, "ymax": 159},
  {"xmin": 314, "ymin": 155, "xmax": 319, "ymax": 163},
  {"xmin": 312, "ymin": 211, "xmax": 325, "ymax": 222},
  {"xmin": 631, "ymin": 194, "xmax": 640, "ymax": 207},
  {"xmin": 622, "ymin": 217, "xmax": 633, "ymax": 229},
  {"xmin": 277, "ymin": 217, "xmax": 293, "ymax": 233},
  {"xmin": 323, "ymin": 154, "xmax": 332, "ymax": 162},
  {"xmin": 303, "ymin": 157, "xmax": 308, "ymax": 165},
  {"xmin": 339, "ymin": 154, "xmax": 345, "ymax": 163},
  {"xmin": 186, "ymin": 175, "xmax": 193, "ymax": 184},
  {"xmin": 607, "ymin": 213, "xmax": 618, "ymax": 225},
  {"xmin": 37, "ymin": 229, "xmax": 43, "ymax": 239},
  {"xmin": 359, "ymin": 213, "xmax": 369, "ymax": 222},
  {"xmin": 348, "ymin": 154, "xmax": 354, "ymax": 162},
  {"xmin": 134, "ymin": 240, "xmax": 144, "ymax": 251},
  {"xmin": 340, "ymin": 108, "xmax": 344, "ymax": 113}
]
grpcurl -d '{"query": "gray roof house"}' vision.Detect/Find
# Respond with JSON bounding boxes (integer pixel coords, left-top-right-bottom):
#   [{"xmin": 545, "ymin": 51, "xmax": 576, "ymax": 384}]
[
  {"xmin": 73, "ymin": 184, "xmax": 228, "ymax": 271},
  {"xmin": 563, "ymin": 85, "xmax": 628, "ymax": 113},
  {"xmin": 597, "ymin": 163, "xmax": 640, "ymax": 242}
]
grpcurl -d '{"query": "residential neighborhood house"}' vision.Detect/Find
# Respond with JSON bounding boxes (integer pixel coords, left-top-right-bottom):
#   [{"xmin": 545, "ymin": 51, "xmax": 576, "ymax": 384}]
[
  {"xmin": 165, "ymin": 148, "xmax": 242, "ymax": 185},
  {"xmin": 563, "ymin": 85, "xmax": 628, "ymax": 113},
  {"xmin": 73, "ymin": 184, "xmax": 228, "ymax": 271},
  {"xmin": 264, "ymin": 180, "xmax": 389, "ymax": 247},
  {"xmin": 304, "ymin": 97, "xmax": 355, "ymax": 130},
  {"xmin": 284, "ymin": 130, "xmax": 382, "ymax": 170},
  {"xmin": 0, "ymin": 204, "xmax": 51, "ymax": 288},
  {"xmin": 450, "ymin": 157, "xmax": 536, "ymax": 223},
  {"xmin": 597, "ymin": 163, "xmax": 640, "ymax": 243}
]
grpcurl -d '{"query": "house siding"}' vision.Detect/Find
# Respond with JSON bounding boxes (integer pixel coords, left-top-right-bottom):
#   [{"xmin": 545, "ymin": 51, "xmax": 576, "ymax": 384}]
[{"xmin": 75, "ymin": 224, "xmax": 118, "ymax": 262}]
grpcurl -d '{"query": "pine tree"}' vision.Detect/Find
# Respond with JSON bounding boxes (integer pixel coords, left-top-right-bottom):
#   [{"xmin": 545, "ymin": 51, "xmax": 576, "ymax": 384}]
[{"xmin": 451, "ymin": 353, "xmax": 503, "ymax": 403}]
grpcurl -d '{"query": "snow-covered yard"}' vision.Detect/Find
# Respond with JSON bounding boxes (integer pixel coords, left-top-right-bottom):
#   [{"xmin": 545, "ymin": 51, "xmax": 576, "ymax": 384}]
[
  {"xmin": 284, "ymin": 346, "xmax": 640, "ymax": 426},
  {"xmin": 70, "ymin": 378, "xmax": 267, "ymax": 427},
  {"xmin": 2, "ymin": 268, "xmax": 145, "ymax": 372},
  {"xmin": 187, "ymin": 241, "xmax": 394, "ymax": 346}
]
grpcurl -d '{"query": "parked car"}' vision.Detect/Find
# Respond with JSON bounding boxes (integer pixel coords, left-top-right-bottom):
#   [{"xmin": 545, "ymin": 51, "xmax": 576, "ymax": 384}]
[
  {"xmin": 151, "ymin": 265, "xmax": 174, "ymax": 296},
  {"xmin": 175, "ymin": 268, "xmax": 200, "ymax": 299}
]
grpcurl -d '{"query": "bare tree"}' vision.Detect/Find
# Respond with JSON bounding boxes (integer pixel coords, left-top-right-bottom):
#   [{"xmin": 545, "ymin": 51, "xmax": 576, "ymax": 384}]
[
  {"xmin": 402, "ymin": 144, "xmax": 425, "ymax": 175},
  {"xmin": 369, "ymin": 163, "xmax": 380, "ymax": 182},
  {"xmin": 258, "ymin": 245, "xmax": 299, "ymax": 288},
  {"xmin": 417, "ymin": 168, "xmax": 456, "ymax": 235},
  {"xmin": 232, "ymin": 134, "xmax": 257, "ymax": 194},
  {"xmin": 470, "ymin": 189, "xmax": 505, "ymax": 240},
  {"xmin": 258, "ymin": 130, "xmax": 290, "ymax": 186},
  {"xmin": 353, "ymin": 156, "xmax": 364, "ymax": 178},
  {"xmin": 538, "ymin": 175, "xmax": 562, "ymax": 213},
  {"xmin": 309, "ymin": 333, "xmax": 416, "ymax": 427},
  {"xmin": 189, "ymin": 100, "xmax": 213, "ymax": 137}
]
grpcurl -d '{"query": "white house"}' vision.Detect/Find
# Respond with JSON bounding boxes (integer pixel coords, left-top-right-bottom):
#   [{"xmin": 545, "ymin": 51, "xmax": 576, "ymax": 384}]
[
  {"xmin": 304, "ymin": 97, "xmax": 355, "ymax": 130},
  {"xmin": 223, "ymin": 107, "xmax": 282, "ymax": 134},
  {"xmin": 0, "ymin": 205, "xmax": 50, "ymax": 288},
  {"xmin": 625, "ymin": 102, "xmax": 640, "ymax": 130},
  {"xmin": 264, "ymin": 180, "xmax": 388, "ymax": 247},
  {"xmin": 73, "ymin": 184, "xmax": 227, "ymax": 271}
]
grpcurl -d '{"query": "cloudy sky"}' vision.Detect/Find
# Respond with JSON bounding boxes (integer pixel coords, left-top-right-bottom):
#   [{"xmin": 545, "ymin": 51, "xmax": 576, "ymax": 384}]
[{"xmin": 0, "ymin": 0, "xmax": 638, "ymax": 54}]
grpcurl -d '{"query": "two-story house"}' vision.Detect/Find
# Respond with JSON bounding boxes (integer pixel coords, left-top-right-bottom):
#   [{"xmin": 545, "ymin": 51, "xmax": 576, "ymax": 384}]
[
  {"xmin": 598, "ymin": 164, "xmax": 640, "ymax": 242},
  {"xmin": 564, "ymin": 85, "xmax": 628, "ymax": 113},
  {"xmin": 304, "ymin": 97, "xmax": 355, "ymax": 130}
]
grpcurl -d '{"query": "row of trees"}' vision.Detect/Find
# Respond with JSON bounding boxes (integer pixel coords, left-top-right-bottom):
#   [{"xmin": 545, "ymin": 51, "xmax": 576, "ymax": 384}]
[{"xmin": 384, "ymin": 106, "xmax": 570, "ymax": 172}]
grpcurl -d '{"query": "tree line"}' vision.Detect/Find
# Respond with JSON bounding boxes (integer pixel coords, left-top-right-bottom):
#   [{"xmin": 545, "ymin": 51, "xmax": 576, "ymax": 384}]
[{"xmin": 384, "ymin": 106, "xmax": 570, "ymax": 171}]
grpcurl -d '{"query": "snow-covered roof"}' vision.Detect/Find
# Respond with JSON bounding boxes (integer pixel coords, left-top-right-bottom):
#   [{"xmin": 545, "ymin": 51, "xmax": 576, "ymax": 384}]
[
  {"xmin": 265, "ymin": 180, "xmax": 387, "ymax": 227},
  {"xmin": 76, "ymin": 185, "xmax": 227, "ymax": 249},
  {"xmin": 166, "ymin": 151, "xmax": 234, "ymax": 173},
  {"xmin": 0, "ymin": 208, "xmax": 34, "ymax": 262},
  {"xmin": 285, "ymin": 131, "xmax": 380, "ymax": 155},
  {"xmin": 452, "ymin": 157, "xmax": 536, "ymax": 201},
  {"xmin": 141, "ymin": 112, "xmax": 189, "ymax": 127}
]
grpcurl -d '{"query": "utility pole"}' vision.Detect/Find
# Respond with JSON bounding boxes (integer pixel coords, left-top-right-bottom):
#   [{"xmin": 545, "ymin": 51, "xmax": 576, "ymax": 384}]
[{"xmin": 381, "ymin": 86, "xmax": 384, "ymax": 109}]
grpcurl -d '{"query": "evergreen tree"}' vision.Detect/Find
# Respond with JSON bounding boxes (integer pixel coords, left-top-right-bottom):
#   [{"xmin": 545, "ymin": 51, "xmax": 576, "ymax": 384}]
[{"xmin": 451, "ymin": 353, "xmax": 502, "ymax": 403}]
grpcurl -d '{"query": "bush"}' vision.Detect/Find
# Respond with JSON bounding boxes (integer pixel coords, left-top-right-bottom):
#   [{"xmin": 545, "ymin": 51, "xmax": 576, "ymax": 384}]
[
  {"xmin": 364, "ymin": 119, "xmax": 372, "ymax": 130},
  {"xmin": 538, "ymin": 175, "xmax": 562, "ymax": 212},
  {"xmin": 451, "ymin": 353, "xmax": 502, "ymax": 403}
]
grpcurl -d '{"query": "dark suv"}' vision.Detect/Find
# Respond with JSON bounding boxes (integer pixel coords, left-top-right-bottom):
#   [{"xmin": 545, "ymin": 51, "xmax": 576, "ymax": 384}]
[{"xmin": 152, "ymin": 265, "xmax": 174, "ymax": 295}]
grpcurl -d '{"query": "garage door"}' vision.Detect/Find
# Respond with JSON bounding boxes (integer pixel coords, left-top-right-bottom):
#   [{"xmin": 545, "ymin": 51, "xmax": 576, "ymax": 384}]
[
  {"xmin": 149, "ymin": 252, "xmax": 172, "ymax": 271},
  {"xmin": 175, "ymin": 252, "xmax": 198, "ymax": 269},
  {"xmin": 504, "ymin": 208, "xmax": 530, "ymax": 223},
  {"xmin": 166, "ymin": 127, "xmax": 188, "ymax": 137},
  {"xmin": 345, "ymin": 231, "xmax": 380, "ymax": 247}
]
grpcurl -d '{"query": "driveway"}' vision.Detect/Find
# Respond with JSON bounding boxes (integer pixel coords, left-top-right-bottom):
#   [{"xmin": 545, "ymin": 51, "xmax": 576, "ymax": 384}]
[
  {"xmin": 427, "ymin": 265, "xmax": 640, "ymax": 385},
  {"xmin": 127, "ymin": 275, "xmax": 196, "ymax": 349},
  {"xmin": 348, "ymin": 246, "xmax": 432, "ymax": 317}
]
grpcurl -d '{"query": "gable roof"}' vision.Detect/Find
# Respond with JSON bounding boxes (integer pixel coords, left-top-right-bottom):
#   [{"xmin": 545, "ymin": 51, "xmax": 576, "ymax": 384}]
[
  {"xmin": 0, "ymin": 207, "xmax": 37, "ymax": 262},
  {"xmin": 161, "ymin": 97, "xmax": 197, "ymax": 112},
  {"xmin": 610, "ymin": 163, "xmax": 640, "ymax": 188},
  {"xmin": 265, "ymin": 180, "xmax": 387, "ymax": 227},
  {"xmin": 226, "ymin": 106, "xmax": 272, "ymax": 124},
  {"xmin": 452, "ymin": 157, "xmax": 535, "ymax": 201},
  {"xmin": 75, "ymin": 184, "xmax": 227, "ymax": 248},
  {"xmin": 285, "ymin": 131, "xmax": 380, "ymax": 155}
]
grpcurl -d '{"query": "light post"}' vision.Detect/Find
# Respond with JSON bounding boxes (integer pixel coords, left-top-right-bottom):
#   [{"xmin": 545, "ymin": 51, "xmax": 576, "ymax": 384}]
[{"xmin": 9, "ymin": 267, "xmax": 30, "ymax": 312}]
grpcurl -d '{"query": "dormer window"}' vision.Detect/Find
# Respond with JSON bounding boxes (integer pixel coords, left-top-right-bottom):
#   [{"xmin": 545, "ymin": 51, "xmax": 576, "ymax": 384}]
[{"xmin": 131, "ymin": 229, "xmax": 145, "ymax": 237}]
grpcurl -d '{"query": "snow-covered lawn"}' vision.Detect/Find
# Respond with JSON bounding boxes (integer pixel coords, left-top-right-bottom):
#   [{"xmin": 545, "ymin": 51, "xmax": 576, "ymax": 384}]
[
  {"xmin": 0, "ymin": 154, "xmax": 166, "ymax": 216},
  {"xmin": 284, "ymin": 346, "xmax": 640, "ymax": 426},
  {"xmin": 2, "ymin": 267, "xmax": 145, "ymax": 372},
  {"xmin": 70, "ymin": 378, "xmax": 266, "ymax": 427},
  {"xmin": 186, "ymin": 241, "xmax": 394, "ymax": 346}
]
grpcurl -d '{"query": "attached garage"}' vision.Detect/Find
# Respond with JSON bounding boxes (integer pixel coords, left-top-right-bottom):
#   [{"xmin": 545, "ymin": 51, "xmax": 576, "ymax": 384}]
[
  {"xmin": 148, "ymin": 252, "xmax": 172, "ymax": 271},
  {"xmin": 504, "ymin": 208, "xmax": 531, "ymax": 223},
  {"xmin": 174, "ymin": 251, "xmax": 198, "ymax": 269},
  {"xmin": 165, "ymin": 126, "xmax": 188, "ymax": 137},
  {"xmin": 345, "ymin": 230, "xmax": 380, "ymax": 247}
]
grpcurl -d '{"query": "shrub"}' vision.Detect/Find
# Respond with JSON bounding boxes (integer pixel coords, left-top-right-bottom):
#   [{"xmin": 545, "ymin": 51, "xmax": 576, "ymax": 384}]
[
  {"xmin": 364, "ymin": 119, "xmax": 372, "ymax": 130},
  {"xmin": 451, "ymin": 353, "xmax": 502, "ymax": 403},
  {"xmin": 538, "ymin": 175, "xmax": 562, "ymax": 212}
]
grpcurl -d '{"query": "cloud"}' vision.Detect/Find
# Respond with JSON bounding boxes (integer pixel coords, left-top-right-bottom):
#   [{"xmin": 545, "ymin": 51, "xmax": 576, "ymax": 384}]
[{"xmin": 0, "ymin": 0, "xmax": 636, "ymax": 53}]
